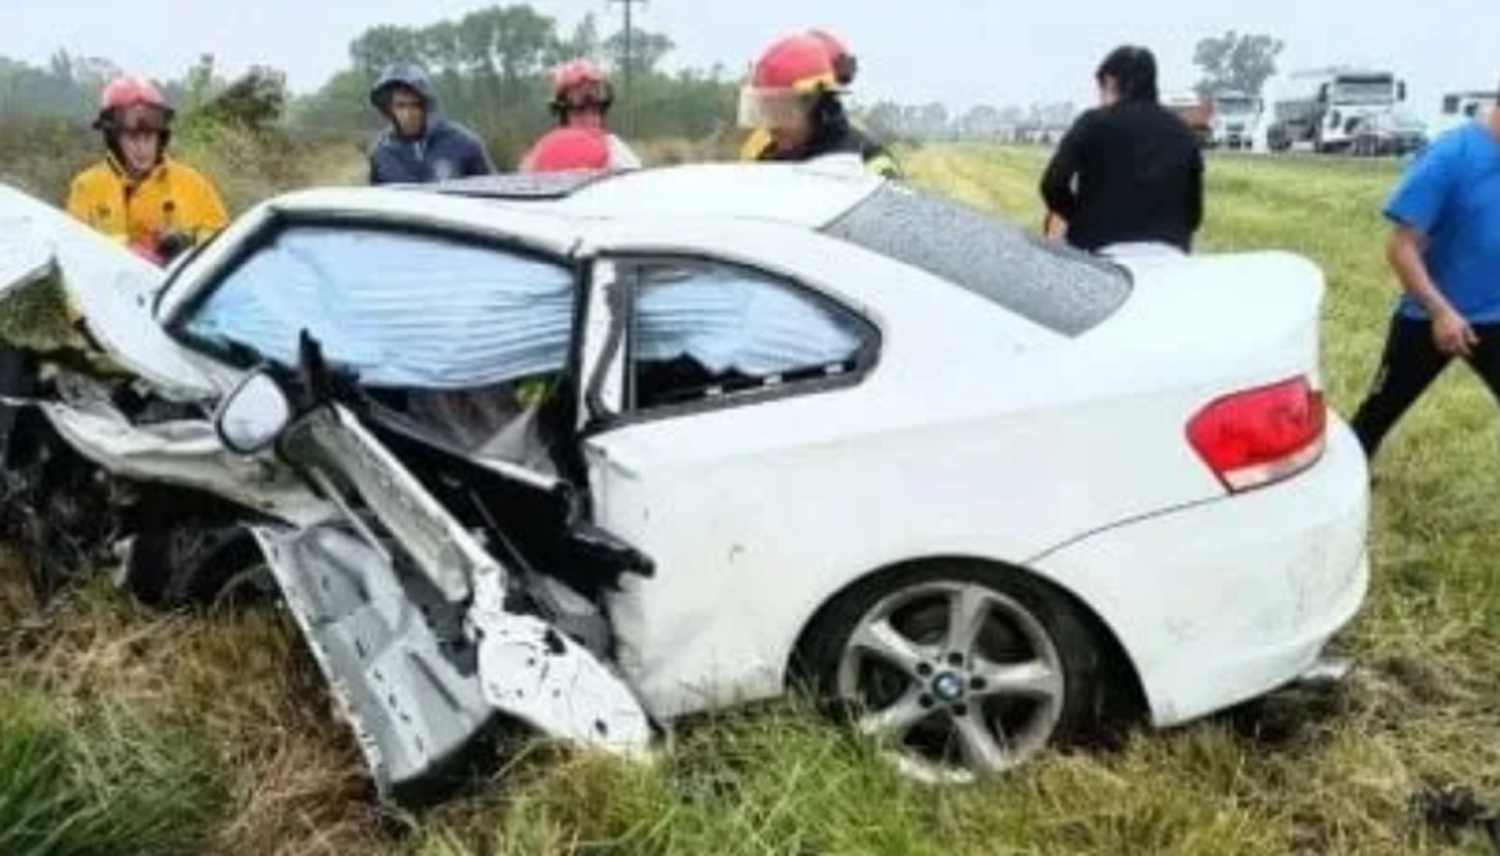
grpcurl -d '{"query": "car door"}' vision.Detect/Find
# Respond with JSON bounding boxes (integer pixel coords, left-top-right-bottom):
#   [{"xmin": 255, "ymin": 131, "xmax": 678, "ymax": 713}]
[
  {"xmin": 574, "ymin": 252, "xmax": 883, "ymax": 708},
  {"xmin": 243, "ymin": 392, "xmax": 652, "ymax": 802}
]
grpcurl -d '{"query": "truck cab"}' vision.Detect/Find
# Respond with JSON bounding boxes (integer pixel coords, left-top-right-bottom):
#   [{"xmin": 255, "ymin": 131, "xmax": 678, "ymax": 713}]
[
  {"xmin": 1427, "ymin": 90, "xmax": 1496, "ymax": 141},
  {"xmin": 1207, "ymin": 90, "xmax": 1263, "ymax": 150},
  {"xmin": 1267, "ymin": 67, "xmax": 1409, "ymax": 154}
]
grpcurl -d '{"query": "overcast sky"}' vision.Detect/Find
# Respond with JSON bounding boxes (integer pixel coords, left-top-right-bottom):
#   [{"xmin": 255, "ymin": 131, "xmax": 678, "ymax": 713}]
[{"xmin": 2, "ymin": 1, "xmax": 1494, "ymax": 116}]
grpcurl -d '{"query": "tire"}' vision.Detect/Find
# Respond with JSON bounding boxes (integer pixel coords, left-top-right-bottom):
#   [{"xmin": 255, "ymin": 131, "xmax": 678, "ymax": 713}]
[
  {"xmin": 791, "ymin": 559, "xmax": 1113, "ymax": 784},
  {"xmin": 122, "ymin": 521, "xmax": 274, "ymax": 610}
]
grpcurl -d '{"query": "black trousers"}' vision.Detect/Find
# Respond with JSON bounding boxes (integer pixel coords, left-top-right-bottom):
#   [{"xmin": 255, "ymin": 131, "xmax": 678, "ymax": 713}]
[{"xmin": 1351, "ymin": 314, "xmax": 1500, "ymax": 458}]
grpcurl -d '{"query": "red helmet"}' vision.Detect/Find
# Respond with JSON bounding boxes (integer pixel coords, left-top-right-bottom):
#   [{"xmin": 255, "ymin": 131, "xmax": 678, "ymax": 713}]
[
  {"xmin": 94, "ymin": 75, "xmax": 174, "ymax": 132},
  {"xmin": 521, "ymin": 127, "xmax": 613, "ymax": 173},
  {"xmin": 550, "ymin": 59, "xmax": 614, "ymax": 117},
  {"xmin": 749, "ymin": 33, "xmax": 840, "ymax": 93},
  {"xmin": 739, "ymin": 33, "xmax": 840, "ymax": 130},
  {"xmin": 805, "ymin": 29, "xmax": 858, "ymax": 86}
]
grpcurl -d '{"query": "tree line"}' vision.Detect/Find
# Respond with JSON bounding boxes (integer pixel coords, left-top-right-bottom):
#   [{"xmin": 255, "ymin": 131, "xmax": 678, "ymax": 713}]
[
  {"xmin": 0, "ymin": 11, "xmax": 1287, "ymax": 160},
  {"xmin": 0, "ymin": 4, "xmax": 744, "ymax": 166}
]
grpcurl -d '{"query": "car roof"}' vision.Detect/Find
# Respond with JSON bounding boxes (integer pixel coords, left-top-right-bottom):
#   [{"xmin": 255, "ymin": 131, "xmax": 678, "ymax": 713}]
[{"xmin": 311, "ymin": 160, "xmax": 888, "ymax": 231}]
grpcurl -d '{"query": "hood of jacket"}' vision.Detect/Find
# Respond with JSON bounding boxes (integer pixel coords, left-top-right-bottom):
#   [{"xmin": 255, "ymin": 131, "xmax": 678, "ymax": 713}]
[{"xmin": 370, "ymin": 64, "xmax": 441, "ymax": 133}]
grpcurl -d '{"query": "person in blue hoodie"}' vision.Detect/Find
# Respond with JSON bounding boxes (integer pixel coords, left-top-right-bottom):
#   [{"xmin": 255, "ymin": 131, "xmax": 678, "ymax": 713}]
[{"xmin": 367, "ymin": 64, "xmax": 495, "ymax": 185}]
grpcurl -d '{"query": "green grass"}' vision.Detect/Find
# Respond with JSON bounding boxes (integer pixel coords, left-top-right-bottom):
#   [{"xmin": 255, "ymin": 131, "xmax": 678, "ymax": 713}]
[
  {"xmin": 4, "ymin": 144, "xmax": 1500, "ymax": 854},
  {"xmin": 0, "ymin": 682, "xmax": 226, "ymax": 856}
]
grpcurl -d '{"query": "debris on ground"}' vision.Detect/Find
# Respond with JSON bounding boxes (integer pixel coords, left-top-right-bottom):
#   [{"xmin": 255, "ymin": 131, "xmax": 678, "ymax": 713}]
[{"xmin": 1411, "ymin": 783, "xmax": 1500, "ymax": 853}]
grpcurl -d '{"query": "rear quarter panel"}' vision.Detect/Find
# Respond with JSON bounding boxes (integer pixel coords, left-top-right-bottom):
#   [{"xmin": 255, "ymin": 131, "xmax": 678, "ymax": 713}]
[{"xmin": 587, "ymin": 227, "xmax": 1323, "ymax": 719}]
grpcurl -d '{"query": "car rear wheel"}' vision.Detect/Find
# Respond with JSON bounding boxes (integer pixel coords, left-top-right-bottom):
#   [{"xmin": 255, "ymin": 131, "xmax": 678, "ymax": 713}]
[{"xmin": 795, "ymin": 561, "xmax": 1111, "ymax": 784}]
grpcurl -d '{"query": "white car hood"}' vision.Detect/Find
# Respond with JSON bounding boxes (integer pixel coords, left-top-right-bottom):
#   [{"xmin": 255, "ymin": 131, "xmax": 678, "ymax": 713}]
[{"xmin": 0, "ymin": 183, "xmax": 216, "ymax": 401}]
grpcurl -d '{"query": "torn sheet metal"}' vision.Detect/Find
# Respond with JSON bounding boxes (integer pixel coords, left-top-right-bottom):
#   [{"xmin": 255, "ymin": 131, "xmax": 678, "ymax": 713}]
[
  {"xmin": 251, "ymin": 521, "xmax": 498, "ymax": 800},
  {"xmin": 249, "ymin": 401, "xmax": 653, "ymax": 799},
  {"xmin": 0, "ymin": 184, "xmax": 215, "ymax": 401},
  {"xmin": 27, "ymin": 383, "xmax": 329, "ymax": 527},
  {"xmin": 277, "ymin": 403, "xmax": 490, "ymax": 604},
  {"xmin": 469, "ymin": 570, "xmax": 654, "ymax": 756}
]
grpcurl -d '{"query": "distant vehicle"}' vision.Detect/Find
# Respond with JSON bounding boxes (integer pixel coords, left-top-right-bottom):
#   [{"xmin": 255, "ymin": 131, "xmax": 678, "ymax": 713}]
[
  {"xmin": 1206, "ymin": 90, "xmax": 1263, "ymax": 150},
  {"xmin": 1266, "ymin": 67, "xmax": 1411, "ymax": 154},
  {"xmin": 1426, "ymin": 89, "xmax": 1497, "ymax": 141},
  {"xmin": 1348, "ymin": 106, "xmax": 1428, "ymax": 157},
  {"xmin": 1163, "ymin": 92, "xmax": 1212, "ymax": 146}
]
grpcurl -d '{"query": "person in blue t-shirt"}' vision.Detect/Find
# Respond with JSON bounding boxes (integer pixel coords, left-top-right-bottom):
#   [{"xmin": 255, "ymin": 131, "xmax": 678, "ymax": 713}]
[{"xmin": 1350, "ymin": 89, "xmax": 1500, "ymax": 460}]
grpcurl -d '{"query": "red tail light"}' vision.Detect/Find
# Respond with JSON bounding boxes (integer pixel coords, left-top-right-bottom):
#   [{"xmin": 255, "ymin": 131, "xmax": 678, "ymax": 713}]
[{"xmin": 1187, "ymin": 376, "xmax": 1327, "ymax": 492}]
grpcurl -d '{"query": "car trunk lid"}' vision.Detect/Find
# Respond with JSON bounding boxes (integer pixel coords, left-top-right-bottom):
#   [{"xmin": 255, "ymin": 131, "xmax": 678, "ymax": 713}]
[{"xmin": 1075, "ymin": 248, "xmax": 1330, "ymax": 495}]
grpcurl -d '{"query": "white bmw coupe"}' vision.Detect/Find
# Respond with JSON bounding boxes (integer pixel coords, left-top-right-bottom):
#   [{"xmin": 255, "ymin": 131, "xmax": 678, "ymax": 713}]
[{"xmin": 0, "ymin": 160, "xmax": 1369, "ymax": 797}]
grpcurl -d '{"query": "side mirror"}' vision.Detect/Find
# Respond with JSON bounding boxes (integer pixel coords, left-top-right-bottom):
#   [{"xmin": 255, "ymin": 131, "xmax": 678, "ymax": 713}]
[
  {"xmin": 215, "ymin": 370, "xmax": 292, "ymax": 455},
  {"xmin": 1397, "ymin": 81, "xmax": 1408, "ymax": 101},
  {"xmin": 1317, "ymin": 84, "xmax": 1329, "ymax": 103}
]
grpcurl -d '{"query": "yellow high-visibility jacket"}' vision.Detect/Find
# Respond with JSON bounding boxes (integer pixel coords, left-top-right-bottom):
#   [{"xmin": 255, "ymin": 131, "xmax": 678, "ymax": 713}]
[
  {"xmin": 65, "ymin": 154, "xmax": 229, "ymax": 252},
  {"xmin": 740, "ymin": 122, "xmax": 901, "ymax": 179},
  {"xmin": 740, "ymin": 127, "xmax": 775, "ymax": 162}
]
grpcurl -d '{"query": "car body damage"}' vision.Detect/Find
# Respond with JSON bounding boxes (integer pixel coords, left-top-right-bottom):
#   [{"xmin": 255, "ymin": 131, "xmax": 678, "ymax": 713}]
[
  {"xmin": 248, "ymin": 402, "xmax": 651, "ymax": 801},
  {"xmin": 0, "ymin": 181, "xmax": 656, "ymax": 799},
  {"xmin": 0, "ymin": 184, "xmax": 300, "ymax": 604},
  {"xmin": 0, "ymin": 183, "xmax": 218, "ymax": 401},
  {"xmin": 0, "ymin": 166, "xmax": 1370, "ymax": 797}
]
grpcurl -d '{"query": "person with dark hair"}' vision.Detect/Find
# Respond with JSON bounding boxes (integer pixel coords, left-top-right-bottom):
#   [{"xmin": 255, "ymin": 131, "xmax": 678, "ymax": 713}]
[
  {"xmin": 367, "ymin": 63, "xmax": 495, "ymax": 185},
  {"xmin": 1347, "ymin": 86, "xmax": 1500, "ymax": 462},
  {"xmin": 1039, "ymin": 45, "xmax": 1204, "ymax": 254},
  {"xmin": 737, "ymin": 32, "xmax": 901, "ymax": 178}
]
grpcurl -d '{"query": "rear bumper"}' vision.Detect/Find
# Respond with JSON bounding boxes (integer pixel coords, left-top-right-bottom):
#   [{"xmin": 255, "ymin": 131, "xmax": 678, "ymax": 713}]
[{"xmin": 1032, "ymin": 415, "xmax": 1370, "ymax": 727}]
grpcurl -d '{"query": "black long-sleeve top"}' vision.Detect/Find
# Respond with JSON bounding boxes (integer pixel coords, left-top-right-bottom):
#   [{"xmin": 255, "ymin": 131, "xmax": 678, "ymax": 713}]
[{"xmin": 1039, "ymin": 101, "xmax": 1205, "ymax": 253}]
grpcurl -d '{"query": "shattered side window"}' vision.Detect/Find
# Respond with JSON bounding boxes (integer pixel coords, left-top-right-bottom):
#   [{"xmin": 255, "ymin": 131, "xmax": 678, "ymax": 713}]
[
  {"xmin": 821, "ymin": 183, "xmax": 1132, "ymax": 336},
  {"xmin": 624, "ymin": 259, "xmax": 871, "ymax": 411},
  {"xmin": 180, "ymin": 223, "xmax": 575, "ymax": 389}
]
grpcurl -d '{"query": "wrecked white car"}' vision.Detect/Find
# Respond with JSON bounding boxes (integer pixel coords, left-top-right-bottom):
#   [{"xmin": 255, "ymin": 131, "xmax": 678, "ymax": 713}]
[{"xmin": 0, "ymin": 163, "xmax": 1370, "ymax": 799}]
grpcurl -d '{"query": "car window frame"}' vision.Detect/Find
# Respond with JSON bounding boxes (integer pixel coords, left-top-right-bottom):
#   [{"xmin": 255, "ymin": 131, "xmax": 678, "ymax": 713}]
[
  {"xmin": 580, "ymin": 251, "xmax": 882, "ymax": 436},
  {"xmin": 162, "ymin": 210, "xmax": 583, "ymax": 375}
]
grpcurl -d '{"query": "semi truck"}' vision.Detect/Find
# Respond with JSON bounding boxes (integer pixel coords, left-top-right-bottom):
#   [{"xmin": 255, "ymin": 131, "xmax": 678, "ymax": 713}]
[
  {"xmin": 1206, "ymin": 90, "xmax": 1263, "ymax": 150},
  {"xmin": 1265, "ymin": 67, "xmax": 1410, "ymax": 153},
  {"xmin": 1427, "ymin": 89, "xmax": 1498, "ymax": 140}
]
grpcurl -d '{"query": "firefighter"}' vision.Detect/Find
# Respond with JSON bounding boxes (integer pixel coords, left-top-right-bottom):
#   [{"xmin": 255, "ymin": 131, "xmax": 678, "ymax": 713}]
[
  {"xmin": 66, "ymin": 75, "xmax": 229, "ymax": 266},
  {"xmin": 519, "ymin": 126, "xmax": 614, "ymax": 173},
  {"xmin": 739, "ymin": 28, "xmax": 859, "ymax": 161},
  {"xmin": 737, "ymin": 32, "xmax": 900, "ymax": 178},
  {"xmin": 544, "ymin": 59, "xmax": 642, "ymax": 169}
]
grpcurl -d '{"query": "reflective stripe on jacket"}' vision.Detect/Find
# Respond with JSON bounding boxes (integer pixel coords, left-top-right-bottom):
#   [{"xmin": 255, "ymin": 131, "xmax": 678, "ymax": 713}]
[{"xmin": 743, "ymin": 121, "xmax": 901, "ymax": 179}]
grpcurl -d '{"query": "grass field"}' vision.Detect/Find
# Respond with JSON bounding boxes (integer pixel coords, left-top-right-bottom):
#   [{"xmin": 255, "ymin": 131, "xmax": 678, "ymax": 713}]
[{"xmin": 3, "ymin": 144, "xmax": 1499, "ymax": 855}]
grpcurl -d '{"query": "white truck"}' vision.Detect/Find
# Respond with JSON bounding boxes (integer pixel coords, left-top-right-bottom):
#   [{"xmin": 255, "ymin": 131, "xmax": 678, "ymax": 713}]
[
  {"xmin": 1265, "ymin": 67, "xmax": 1412, "ymax": 154},
  {"xmin": 1206, "ymin": 90, "xmax": 1263, "ymax": 150},
  {"xmin": 1427, "ymin": 89, "xmax": 1497, "ymax": 141}
]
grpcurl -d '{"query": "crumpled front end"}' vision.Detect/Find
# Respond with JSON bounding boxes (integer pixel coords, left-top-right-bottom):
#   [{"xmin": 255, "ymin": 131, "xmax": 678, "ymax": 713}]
[
  {"xmin": 0, "ymin": 184, "xmax": 306, "ymax": 603},
  {"xmin": 0, "ymin": 182, "xmax": 217, "ymax": 401}
]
